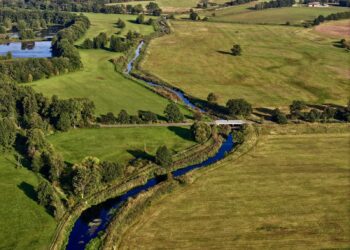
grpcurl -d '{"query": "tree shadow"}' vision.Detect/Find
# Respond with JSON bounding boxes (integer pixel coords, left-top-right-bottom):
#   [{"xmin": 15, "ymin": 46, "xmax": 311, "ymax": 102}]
[
  {"xmin": 127, "ymin": 149, "xmax": 154, "ymax": 161},
  {"xmin": 17, "ymin": 181, "xmax": 37, "ymax": 202},
  {"xmin": 13, "ymin": 134, "xmax": 31, "ymax": 170},
  {"xmin": 332, "ymin": 40, "xmax": 343, "ymax": 48},
  {"xmin": 167, "ymin": 126, "xmax": 193, "ymax": 142},
  {"xmin": 217, "ymin": 50, "xmax": 232, "ymax": 55}
]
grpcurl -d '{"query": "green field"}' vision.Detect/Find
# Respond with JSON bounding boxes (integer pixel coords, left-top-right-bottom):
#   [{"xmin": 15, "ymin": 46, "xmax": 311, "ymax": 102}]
[
  {"xmin": 141, "ymin": 21, "xmax": 350, "ymax": 107},
  {"xmin": 0, "ymin": 154, "xmax": 56, "ymax": 250},
  {"xmin": 119, "ymin": 126, "xmax": 350, "ymax": 249},
  {"xmin": 209, "ymin": 6, "xmax": 350, "ymax": 24},
  {"xmin": 48, "ymin": 127, "xmax": 196, "ymax": 164},
  {"xmin": 31, "ymin": 13, "xmax": 172, "ymax": 116}
]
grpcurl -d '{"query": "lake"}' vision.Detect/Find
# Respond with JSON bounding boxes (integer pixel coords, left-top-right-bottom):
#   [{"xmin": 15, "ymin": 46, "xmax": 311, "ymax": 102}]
[{"xmin": 0, "ymin": 41, "xmax": 52, "ymax": 58}]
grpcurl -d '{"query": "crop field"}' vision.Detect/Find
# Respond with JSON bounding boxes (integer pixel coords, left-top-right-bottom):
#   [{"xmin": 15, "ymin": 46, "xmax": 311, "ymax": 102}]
[
  {"xmin": 0, "ymin": 154, "xmax": 57, "ymax": 250},
  {"xmin": 119, "ymin": 125, "xmax": 350, "ymax": 249},
  {"xmin": 31, "ymin": 13, "xmax": 173, "ymax": 116},
  {"xmin": 48, "ymin": 127, "xmax": 195, "ymax": 164},
  {"xmin": 141, "ymin": 21, "xmax": 350, "ymax": 107},
  {"xmin": 208, "ymin": 6, "xmax": 350, "ymax": 24}
]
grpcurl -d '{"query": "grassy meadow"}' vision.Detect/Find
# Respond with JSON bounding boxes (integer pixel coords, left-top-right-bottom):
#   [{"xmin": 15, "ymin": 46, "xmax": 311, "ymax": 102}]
[
  {"xmin": 31, "ymin": 13, "xmax": 173, "ymax": 116},
  {"xmin": 141, "ymin": 21, "xmax": 350, "ymax": 107},
  {"xmin": 208, "ymin": 6, "xmax": 350, "ymax": 24},
  {"xmin": 48, "ymin": 126, "xmax": 195, "ymax": 164},
  {"xmin": 119, "ymin": 125, "xmax": 350, "ymax": 249},
  {"xmin": 0, "ymin": 154, "xmax": 57, "ymax": 250}
]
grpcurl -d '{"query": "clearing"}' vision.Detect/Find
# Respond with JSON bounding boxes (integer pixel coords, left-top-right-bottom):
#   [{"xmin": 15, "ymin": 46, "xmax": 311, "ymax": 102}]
[
  {"xmin": 119, "ymin": 124, "xmax": 350, "ymax": 249},
  {"xmin": 48, "ymin": 126, "xmax": 196, "ymax": 164},
  {"xmin": 31, "ymin": 13, "xmax": 173, "ymax": 116},
  {"xmin": 314, "ymin": 19, "xmax": 350, "ymax": 38}
]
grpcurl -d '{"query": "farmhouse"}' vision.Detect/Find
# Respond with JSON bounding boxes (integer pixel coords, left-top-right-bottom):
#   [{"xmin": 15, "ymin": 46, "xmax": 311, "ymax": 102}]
[{"xmin": 308, "ymin": 1, "xmax": 329, "ymax": 7}]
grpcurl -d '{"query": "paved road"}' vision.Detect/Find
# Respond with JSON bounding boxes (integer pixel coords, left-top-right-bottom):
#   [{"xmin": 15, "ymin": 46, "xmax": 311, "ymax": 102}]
[{"xmin": 98, "ymin": 120, "xmax": 247, "ymax": 128}]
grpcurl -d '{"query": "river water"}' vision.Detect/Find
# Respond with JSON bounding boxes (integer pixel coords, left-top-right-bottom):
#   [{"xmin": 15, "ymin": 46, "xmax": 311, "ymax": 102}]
[{"xmin": 66, "ymin": 41, "xmax": 235, "ymax": 249}]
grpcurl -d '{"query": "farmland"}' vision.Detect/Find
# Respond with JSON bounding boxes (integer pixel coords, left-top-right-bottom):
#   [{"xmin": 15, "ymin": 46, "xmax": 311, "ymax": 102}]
[
  {"xmin": 119, "ymin": 125, "xmax": 350, "ymax": 249},
  {"xmin": 140, "ymin": 20, "xmax": 350, "ymax": 107},
  {"xmin": 48, "ymin": 127, "xmax": 195, "ymax": 164}
]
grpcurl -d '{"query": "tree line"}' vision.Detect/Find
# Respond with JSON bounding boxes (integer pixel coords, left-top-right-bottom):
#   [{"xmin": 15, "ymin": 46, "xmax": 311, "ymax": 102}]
[
  {"xmin": 0, "ymin": 11, "xmax": 90, "ymax": 83},
  {"xmin": 81, "ymin": 30, "xmax": 141, "ymax": 52},
  {"xmin": 97, "ymin": 103, "xmax": 184, "ymax": 124},
  {"xmin": 0, "ymin": 0, "xmax": 162, "ymax": 16},
  {"xmin": 311, "ymin": 11, "xmax": 350, "ymax": 26},
  {"xmin": 254, "ymin": 0, "xmax": 295, "ymax": 10}
]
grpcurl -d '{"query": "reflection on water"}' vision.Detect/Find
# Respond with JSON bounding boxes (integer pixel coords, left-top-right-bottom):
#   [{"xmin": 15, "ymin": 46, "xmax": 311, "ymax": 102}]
[{"xmin": 0, "ymin": 41, "xmax": 52, "ymax": 58}]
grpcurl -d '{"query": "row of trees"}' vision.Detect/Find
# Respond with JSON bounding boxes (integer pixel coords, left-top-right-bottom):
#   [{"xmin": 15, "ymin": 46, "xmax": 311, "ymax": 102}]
[
  {"xmin": 81, "ymin": 30, "xmax": 141, "ymax": 52},
  {"xmin": 312, "ymin": 11, "xmax": 350, "ymax": 26},
  {"xmin": 289, "ymin": 100, "xmax": 350, "ymax": 123},
  {"xmin": 254, "ymin": 0, "xmax": 295, "ymax": 10},
  {"xmin": 0, "ymin": 0, "xmax": 163, "ymax": 16},
  {"xmin": 97, "ymin": 103, "xmax": 184, "ymax": 124},
  {"xmin": 97, "ymin": 110, "xmax": 158, "ymax": 124}
]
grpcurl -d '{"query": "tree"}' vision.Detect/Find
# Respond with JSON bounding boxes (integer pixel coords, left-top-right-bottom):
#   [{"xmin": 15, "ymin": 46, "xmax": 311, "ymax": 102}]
[
  {"xmin": 155, "ymin": 145, "xmax": 172, "ymax": 167},
  {"xmin": 136, "ymin": 14, "xmax": 145, "ymax": 24},
  {"xmin": 146, "ymin": 2, "xmax": 162, "ymax": 16},
  {"xmin": 226, "ymin": 99, "xmax": 252, "ymax": 117},
  {"xmin": 164, "ymin": 103, "xmax": 184, "ymax": 122},
  {"xmin": 231, "ymin": 44, "xmax": 242, "ymax": 56},
  {"xmin": 0, "ymin": 26, "xmax": 6, "ymax": 34},
  {"xmin": 56, "ymin": 112, "xmax": 71, "ymax": 131},
  {"xmin": 289, "ymin": 100, "xmax": 306, "ymax": 114},
  {"xmin": 81, "ymin": 38, "xmax": 94, "ymax": 49},
  {"xmin": 36, "ymin": 181, "xmax": 54, "ymax": 207},
  {"xmin": 118, "ymin": 109, "xmax": 130, "ymax": 124},
  {"xmin": 271, "ymin": 108, "xmax": 287, "ymax": 124},
  {"xmin": 101, "ymin": 161, "xmax": 123, "ymax": 182},
  {"xmin": 116, "ymin": 18, "xmax": 126, "ymax": 28},
  {"xmin": 72, "ymin": 157, "xmax": 101, "ymax": 199},
  {"xmin": 207, "ymin": 92, "xmax": 218, "ymax": 104},
  {"xmin": 138, "ymin": 110, "xmax": 158, "ymax": 123},
  {"xmin": 0, "ymin": 118, "xmax": 16, "ymax": 150},
  {"xmin": 189, "ymin": 10, "xmax": 200, "ymax": 21},
  {"xmin": 191, "ymin": 122, "xmax": 211, "ymax": 143}
]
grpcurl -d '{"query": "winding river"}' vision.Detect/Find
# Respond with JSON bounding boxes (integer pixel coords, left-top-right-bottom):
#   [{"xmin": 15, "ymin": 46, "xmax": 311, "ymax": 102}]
[{"xmin": 66, "ymin": 42, "xmax": 235, "ymax": 249}]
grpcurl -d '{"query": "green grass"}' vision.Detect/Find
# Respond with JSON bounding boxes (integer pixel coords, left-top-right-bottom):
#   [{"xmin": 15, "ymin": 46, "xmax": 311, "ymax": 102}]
[
  {"xmin": 48, "ymin": 127, "xmax": 196, "ymax": 164},
  {"xmin": 209, "ymin": 6, "xmax": 350, "ymax": 24},
  {"xmin": 141, "ymin": 20, "xmax": 350, "ymax": 107},
  {"xmin": 0, "ymin": 154, "xmax": 57, "ymax": 250},
  {"xmin": 119, "ymin": 126, "xmax": 350, "ymax": 249},
  {"xmin": 31, "ymin": 13, "xmax": 174, "ymax": 116}
]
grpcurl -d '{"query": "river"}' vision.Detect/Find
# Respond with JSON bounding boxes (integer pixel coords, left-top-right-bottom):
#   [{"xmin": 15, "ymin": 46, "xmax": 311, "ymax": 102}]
[{"xmin": 65, "ymin": 41, "xmax": 235, "ymax": 249}]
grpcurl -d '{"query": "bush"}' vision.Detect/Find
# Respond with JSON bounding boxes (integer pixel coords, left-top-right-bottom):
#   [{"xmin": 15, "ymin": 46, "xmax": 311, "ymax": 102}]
[
  {"xmin": 226, "ymin": 99, "xmax": 252, "ymax": 117},
  {"xmin": 191, "ymin": 122, "xmax": 211, "ymax": 143},
  {"xmin": 155, "ymin": 145, "xmax": 173, "ymax": 168},
  {"xmin": 231, "ymin": 44, "xmax": 242, "ymax": 56},
  {"xmin": 271, "ymin": 108, "xmax": 288, "ymax": 124}
]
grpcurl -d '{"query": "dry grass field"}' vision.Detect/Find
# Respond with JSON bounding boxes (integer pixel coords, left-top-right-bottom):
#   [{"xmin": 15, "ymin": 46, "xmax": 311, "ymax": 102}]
[
  {"xmin": 141, "ymin": 21, "xmax": 350, "ymax": 107},
  {"xmin": 119, "ymin": 125, "xmax": 350, "ymax": 249}
]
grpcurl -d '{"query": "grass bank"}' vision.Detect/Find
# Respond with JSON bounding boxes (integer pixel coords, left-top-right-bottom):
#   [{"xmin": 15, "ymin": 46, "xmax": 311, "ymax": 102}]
[{"xmin": 118, "ymin": 124, "xmax": 350, "ymax": 249}]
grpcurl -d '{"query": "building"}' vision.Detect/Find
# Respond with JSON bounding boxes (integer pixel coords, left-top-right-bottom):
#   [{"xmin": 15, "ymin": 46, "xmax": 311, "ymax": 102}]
[{"xmin": 308, "ymin": 1, "xmax": 329, "ymax": 7}]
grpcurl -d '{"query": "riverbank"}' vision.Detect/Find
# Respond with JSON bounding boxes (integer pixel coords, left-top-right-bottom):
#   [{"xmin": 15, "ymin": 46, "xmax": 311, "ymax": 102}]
[{"xmin": 48, "ymin": 130, "xmax": 222, "ymax": 250}]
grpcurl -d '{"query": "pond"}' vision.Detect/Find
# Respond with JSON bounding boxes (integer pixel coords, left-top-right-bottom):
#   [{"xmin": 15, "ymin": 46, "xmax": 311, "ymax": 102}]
[{"xmin": 0, "ymin": 41, "xmax": 52, "ymax": 58}]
